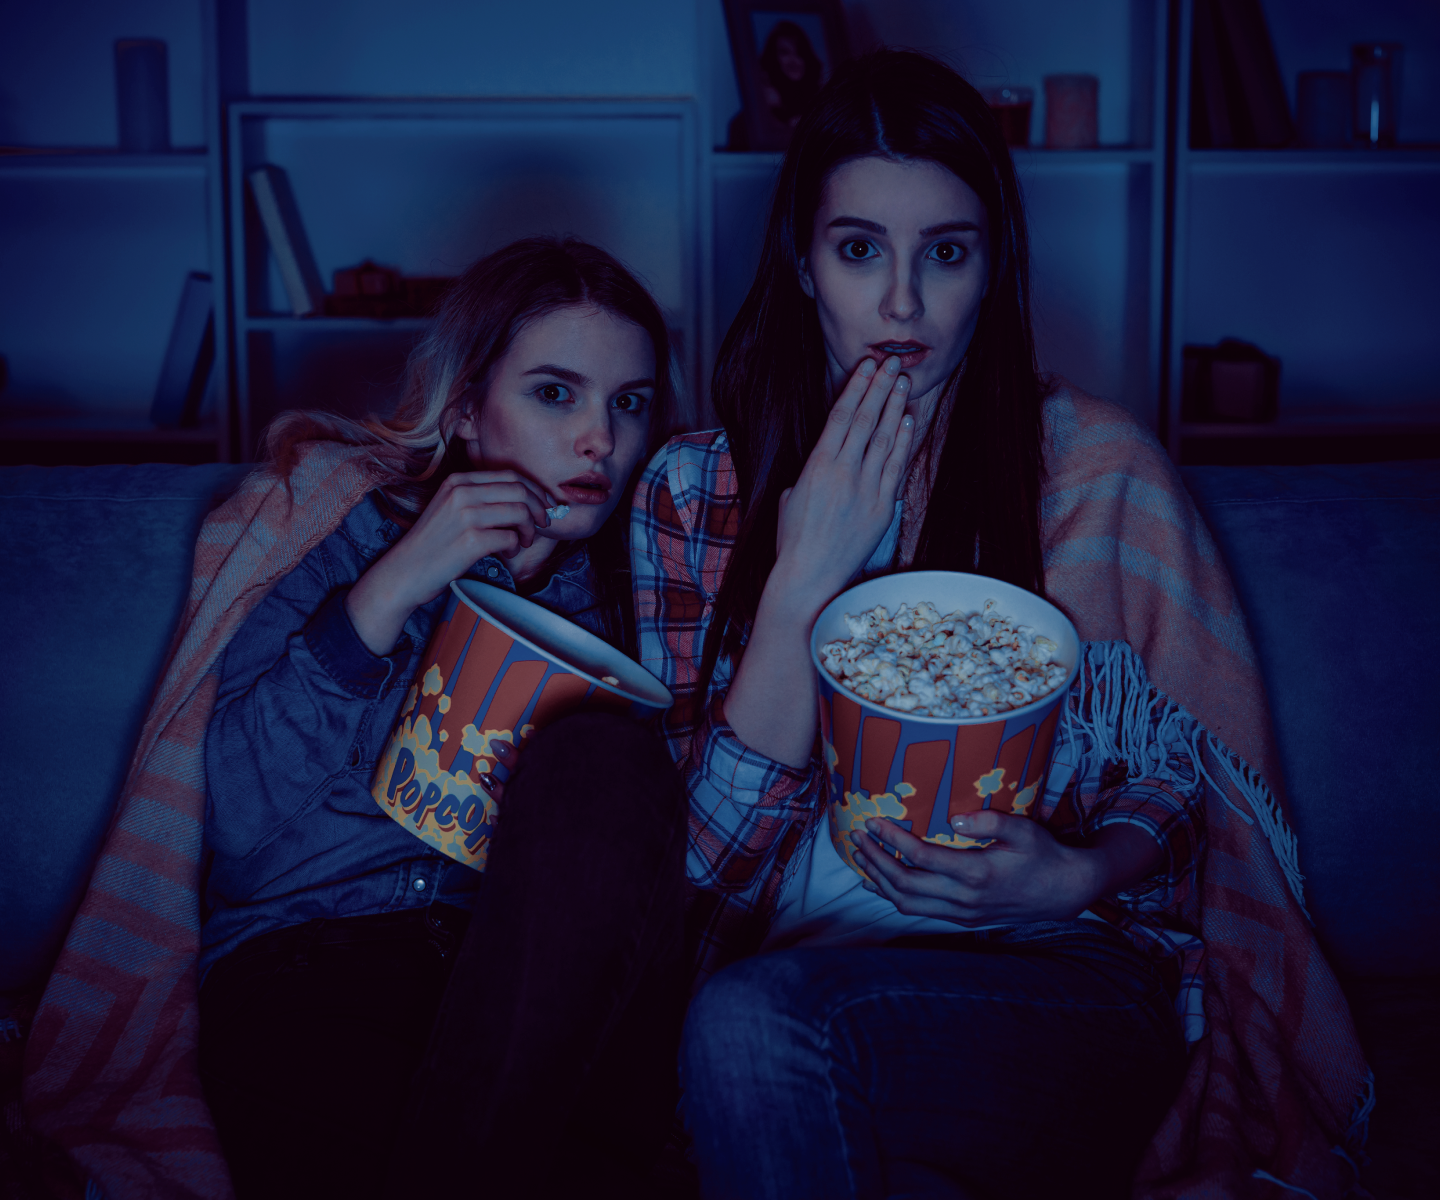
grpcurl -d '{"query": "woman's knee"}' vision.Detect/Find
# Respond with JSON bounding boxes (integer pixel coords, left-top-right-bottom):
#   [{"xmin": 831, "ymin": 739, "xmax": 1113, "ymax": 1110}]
[{"xmin": 681, "ymin": 952, "xmax": 825, "ymax": 1083}]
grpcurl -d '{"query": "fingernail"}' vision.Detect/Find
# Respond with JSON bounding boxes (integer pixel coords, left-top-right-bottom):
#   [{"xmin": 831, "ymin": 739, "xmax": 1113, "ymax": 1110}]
[
  {"xmin": 478, "ymin": 771, "xmax": 499, "ymax": 793},
  {"xmin": 895, "ymin": 375, "xmax": 910, "ymax": 392},
  {"xmin": 859, "ymin": 358, "xmax": 877, "ymax": 376},
  {"xmin": 952, "ymin": 814, "xmax": 970, "ymax": 830},
  {"xmin": 885, "ymin": 356, "xmax": 901, "ymax": 374},
  {"xmin": 902, "ymin": 415, "xmax": 914, "ymax": 429}
]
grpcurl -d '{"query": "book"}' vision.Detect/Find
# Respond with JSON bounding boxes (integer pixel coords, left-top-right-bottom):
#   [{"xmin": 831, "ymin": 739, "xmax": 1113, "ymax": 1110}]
[
  {"xmin": 247, "ymin": 164, "xmax": 326, "ymax": 316},
  {"xmin": 151, "ymin": 272, "xmax": 214, "ymax": 429},
  {"xmin": 1213, "ymin": 0, "xmax": 1293, "ymax": 147},
  {"xmin": 1190, "ymin": 0, "xmax": 1236, "ymax": 147}
]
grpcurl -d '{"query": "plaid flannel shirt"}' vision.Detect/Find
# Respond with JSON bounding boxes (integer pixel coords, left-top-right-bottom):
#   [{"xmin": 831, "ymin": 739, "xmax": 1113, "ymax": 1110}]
[{"xmin": 633, "ymin": 432, "xmax": 1207, "ymax": 1035}]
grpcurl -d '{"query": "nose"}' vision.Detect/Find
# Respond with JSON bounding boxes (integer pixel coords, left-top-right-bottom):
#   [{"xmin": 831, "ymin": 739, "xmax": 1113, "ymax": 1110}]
[
  {"xmin": 882, "ymin": 258, "xmax": 924, "ymax": 323},
  {"xmin": 573, "ymin": 403, "xmax": 615, "ymax": 462}
]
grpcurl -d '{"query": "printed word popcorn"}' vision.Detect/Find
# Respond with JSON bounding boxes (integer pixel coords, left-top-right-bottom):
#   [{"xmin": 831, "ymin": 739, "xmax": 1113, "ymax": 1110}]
[{"xmin": 819, "ymin": 600, "xmax": 1068, "ymax": 718}]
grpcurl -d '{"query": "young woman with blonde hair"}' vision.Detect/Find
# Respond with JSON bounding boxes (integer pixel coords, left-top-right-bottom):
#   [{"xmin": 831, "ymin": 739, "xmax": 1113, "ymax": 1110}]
[{"xmin": 199, "ymin": 237, "xmax": 688, "ymax": 1199}]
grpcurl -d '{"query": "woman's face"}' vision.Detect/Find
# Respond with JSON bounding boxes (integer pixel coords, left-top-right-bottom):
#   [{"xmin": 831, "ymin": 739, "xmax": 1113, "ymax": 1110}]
[
  {"xmin": 801, "ymin": 155, "xmax": 990, "ymax": 430},
  {"xmin": 776, "ymin": 36, "xmax": 806, "ymax": 82},
  {"xmin": 454, "ymin": 304, "xmax": 656, "ymax": 543}
]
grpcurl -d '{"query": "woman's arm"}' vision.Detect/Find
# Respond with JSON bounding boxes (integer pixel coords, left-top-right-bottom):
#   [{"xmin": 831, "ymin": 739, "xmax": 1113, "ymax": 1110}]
[
  {"xmin": 722, "ymin": 356, "xmax": 915, "ymax": 767},
  {"xmin": 347, "ymin": 469, "xmax": 551, "ymax": 654},
  {"xmin": 851, "ymin": 811, "xmax": 1163, "ymax": 925},
  {"xmin": 205, "ymin": 543, "xmax": 413, "ymax": 862},
  {"xmin": 849, "ymin": 644, "xmax": 1207, "ymax": 926},
  {"xmin": 631, "ymin": 441, "xmax": 824, "ymax": 897}
]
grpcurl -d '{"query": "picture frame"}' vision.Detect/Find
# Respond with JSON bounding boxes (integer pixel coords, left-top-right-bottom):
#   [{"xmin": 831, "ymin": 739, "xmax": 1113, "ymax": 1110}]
[{"xmin": 723, "ymin": 0, "xmax": 852, "ymax": 152}]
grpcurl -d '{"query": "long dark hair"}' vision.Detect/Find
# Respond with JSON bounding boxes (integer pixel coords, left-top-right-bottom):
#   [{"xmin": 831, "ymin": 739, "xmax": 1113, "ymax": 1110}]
[
  {"xmin": 702, "ymin": 48, "xmax": 1047, "ymax": 691},
  {"xmin": 266, "ymin": 236, "xmax": 676, "ymax": 654}
]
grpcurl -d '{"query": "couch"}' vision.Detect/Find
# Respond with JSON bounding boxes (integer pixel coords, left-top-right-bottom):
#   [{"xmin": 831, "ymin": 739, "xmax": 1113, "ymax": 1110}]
[{"xmin": 2, "ymin": 459, "xmax": 1436, "ymax": 1198}]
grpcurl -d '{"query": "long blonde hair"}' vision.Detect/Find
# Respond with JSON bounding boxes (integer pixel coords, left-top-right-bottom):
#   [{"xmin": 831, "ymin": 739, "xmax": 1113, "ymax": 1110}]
[{"xmin": 264, "ymin": 236, "xmax": 678, "ymax": 649}]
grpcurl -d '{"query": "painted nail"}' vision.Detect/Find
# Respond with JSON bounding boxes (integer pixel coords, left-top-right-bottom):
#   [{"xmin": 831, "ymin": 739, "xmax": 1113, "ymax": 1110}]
[
  {"xmin": 479, "ymin": 771, "xmax": 499, "ymax": 793},
  {"xmin": 895, "ymin": 375, "xmax": 910, "ymax": 392},
  {"xmin": 885, "ymin": 356, "xmax": 901, "ymax": 374},
  {"xmin": 952, "ymin": 814, "xmax": 970, "ymax": 830},
  {"xmin": 859, "ymin": 358, "xmax": 877, "ymax": 376},
  {"xmin": 902, "ymin": 415, "xmax": 915, "ymax": 429}
]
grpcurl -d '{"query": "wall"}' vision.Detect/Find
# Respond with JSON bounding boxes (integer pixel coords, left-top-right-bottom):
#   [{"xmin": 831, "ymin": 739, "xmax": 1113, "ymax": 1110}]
[{"xmin": 247, "ymin": 0, "xmax": 701, "ymax": 99}]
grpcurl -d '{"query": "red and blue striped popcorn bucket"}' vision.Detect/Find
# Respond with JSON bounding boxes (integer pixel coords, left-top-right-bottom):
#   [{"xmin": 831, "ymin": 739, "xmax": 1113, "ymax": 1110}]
[
  {"xmin": 371, "ymin": 579, "xmax": 672, "ymax": 871},
  {"xmin": 809, "ymin": 572, "xmax": 1080, "ymax": 880}
]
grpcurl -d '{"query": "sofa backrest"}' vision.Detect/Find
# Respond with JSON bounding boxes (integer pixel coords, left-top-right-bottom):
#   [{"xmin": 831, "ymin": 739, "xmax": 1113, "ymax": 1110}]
[
  {"xmin": 0, "ymin": 463, "xmax": 253, "ymax": 993},
  {"xmin": 2, "ymin": 459, "xmax": 1436, "ymax": 996},
  {"xmin": 1183, "ymin": 460, "xmax": 1440, "ymax": 980}
]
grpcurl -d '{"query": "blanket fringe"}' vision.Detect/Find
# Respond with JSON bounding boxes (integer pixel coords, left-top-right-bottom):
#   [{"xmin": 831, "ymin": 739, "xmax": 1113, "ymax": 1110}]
[
  {"xmin": 1251, "ymin": 1171, "xmax": 1318, "ymax": 1199},
  {"xmin": 1062, "ymin": 642, "xmax": 1310, "ymax": 919}
]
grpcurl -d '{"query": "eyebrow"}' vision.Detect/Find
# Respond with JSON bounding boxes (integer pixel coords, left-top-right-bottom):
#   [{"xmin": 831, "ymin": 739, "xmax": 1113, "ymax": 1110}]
[
  {"xmin": 826, "ymin": 217, "xmax": 982, "ymax": 237},
  {"xmin": 521, "ymin": 364, "xmax": 656, "ymax": 392}
]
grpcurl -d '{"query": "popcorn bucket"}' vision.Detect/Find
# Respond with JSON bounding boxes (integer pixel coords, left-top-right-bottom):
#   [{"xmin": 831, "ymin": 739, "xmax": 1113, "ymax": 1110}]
[
  {"xmin": 810, "ymin": 571, "xmax": 1081, "ymax": 880},
  {"xmin": 372, "ymin": 579, "xmax": 672, "ymax": 871}
]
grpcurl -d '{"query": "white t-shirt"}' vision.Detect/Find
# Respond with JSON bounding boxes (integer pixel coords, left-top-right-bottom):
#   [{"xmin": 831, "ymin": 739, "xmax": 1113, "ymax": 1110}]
[{"xmin": 760, "ymin": 819, "xmax": 1000, "ymax": 952}]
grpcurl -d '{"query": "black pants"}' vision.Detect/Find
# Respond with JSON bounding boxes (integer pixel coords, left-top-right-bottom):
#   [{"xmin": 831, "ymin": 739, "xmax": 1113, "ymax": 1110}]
[{"xmin": 199, "ymin": 712, "xmax": 688, "ymax": 1200}]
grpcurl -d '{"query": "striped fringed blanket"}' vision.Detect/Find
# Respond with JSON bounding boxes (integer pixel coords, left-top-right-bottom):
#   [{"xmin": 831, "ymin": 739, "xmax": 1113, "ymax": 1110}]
[
  {"xmin": 22, "ymin": 442, "xmax": 385, "ymax": 1200},
  {"xmin": 1039, "ymin": 390, "xmax": 1371, "ymax": 1199},
  {"xmin": 22, "ymin": 396, "xmax": 1372, "ymax": 1199}
]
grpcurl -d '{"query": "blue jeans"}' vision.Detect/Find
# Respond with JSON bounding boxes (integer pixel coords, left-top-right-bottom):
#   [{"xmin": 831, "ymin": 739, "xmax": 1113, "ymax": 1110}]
[{"xmin": 680, "ymin": 920, "xmax": 1187, "ymax": 1200}]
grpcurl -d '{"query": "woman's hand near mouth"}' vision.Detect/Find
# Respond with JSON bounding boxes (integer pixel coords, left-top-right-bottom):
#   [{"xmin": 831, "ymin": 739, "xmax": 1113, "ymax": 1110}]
[
  {"xmin": 721, "ymin": 354, "xmax": 915, "ymax": 767},
  {"xmin": 346, "ymin": 470, "xmax": 553, "ymax": 656}
]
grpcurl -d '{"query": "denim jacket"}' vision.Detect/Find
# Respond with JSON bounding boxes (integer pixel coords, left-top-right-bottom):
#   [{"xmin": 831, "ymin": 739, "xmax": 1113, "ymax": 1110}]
[{"xmin": 200, "ymin": 491, "xmax": 604, "ymax": 980}]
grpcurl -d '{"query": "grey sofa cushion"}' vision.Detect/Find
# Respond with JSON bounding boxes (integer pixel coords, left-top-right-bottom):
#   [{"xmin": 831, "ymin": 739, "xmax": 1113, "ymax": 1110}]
[
  {"xmin": 1183, "ymin": 461, "xmax": 1440, "ymax": 979},
  {"xmin": 0, "ymin": 464, "xmax": 252, "ymax": 992}
]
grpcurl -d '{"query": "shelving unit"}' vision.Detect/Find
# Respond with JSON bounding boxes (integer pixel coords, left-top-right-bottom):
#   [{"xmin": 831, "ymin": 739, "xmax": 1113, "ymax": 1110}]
[
  {"xmin": 2, "ymin": 0, "xmax": 1435, "ymax": 465},
  {"xmin": 1164, "ymin": 0, "xmax": 1440, "ymax": 463},
  {"xmin": 0, "ymin": 148, "xmax": 224, "ymax": 464}
]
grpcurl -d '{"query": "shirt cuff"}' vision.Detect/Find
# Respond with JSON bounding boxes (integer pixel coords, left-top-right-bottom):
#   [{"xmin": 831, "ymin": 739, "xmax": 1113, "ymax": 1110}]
[
  {"xmin": 692, "ymin": 694, "xmax": 818, "ymax": 811},
  {"xmin": 303, "ymin": 590, "xmax": 411, "ymax": 699}
]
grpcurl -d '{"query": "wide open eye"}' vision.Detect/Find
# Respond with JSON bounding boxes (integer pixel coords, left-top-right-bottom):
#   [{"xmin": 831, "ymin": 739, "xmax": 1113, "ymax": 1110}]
[
  {"xmin": 535, "ymin": 383, "xmax": 572, "ymax": 404},
  {"xmin": 927, "ymin": 242, "xmax": 965, "ymax": 264},
  {"xmin": 840, "ymin": 239, "xmax": 879, "ymax": 261},
  {"xmin": 611, "ymin": 392, "xmax": 650, "ymax": 414}
]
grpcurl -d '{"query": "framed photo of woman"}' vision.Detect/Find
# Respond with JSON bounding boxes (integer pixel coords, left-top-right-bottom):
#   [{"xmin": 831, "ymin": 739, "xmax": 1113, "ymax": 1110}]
[{"xmin": 723, "ymin": 0, "xmax": 851, "ymax": 151}]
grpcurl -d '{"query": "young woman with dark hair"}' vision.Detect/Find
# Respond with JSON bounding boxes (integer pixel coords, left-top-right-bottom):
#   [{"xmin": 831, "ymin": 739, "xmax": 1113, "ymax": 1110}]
[
  {"xmin": 634, "ymin": 50, "xmax": 1367, "ymax": 1199},
  {"xmin": 199, "ymin": 237, "xmax": 689, "ymax": 1199}
]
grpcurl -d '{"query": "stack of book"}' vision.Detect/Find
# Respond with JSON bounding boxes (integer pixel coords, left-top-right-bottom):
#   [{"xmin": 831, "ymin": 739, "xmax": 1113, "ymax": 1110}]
[{"xmin": 1190, "ymin": 0, "xmax": 1293, "ymax": 148}]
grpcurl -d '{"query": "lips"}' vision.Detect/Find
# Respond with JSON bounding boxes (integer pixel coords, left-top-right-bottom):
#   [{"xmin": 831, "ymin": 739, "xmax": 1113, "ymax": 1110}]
[
  {"xmin": 557, "ymin": 471, "xmax": 613, "ymax": 506},
  {"xmin": 868, "ymin": 341, "xmax": 931, "ymax": 371}
]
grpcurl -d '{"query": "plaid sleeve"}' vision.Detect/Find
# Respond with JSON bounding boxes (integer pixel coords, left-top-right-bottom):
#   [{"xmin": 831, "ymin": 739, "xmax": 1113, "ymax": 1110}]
[
  {"xmin": 631, "ymin": 434, "xmax": 822, "ymax": 899},
  {"xmin": 1042, "ymin": 644, "xmax": 1206, "ymax": 915}
]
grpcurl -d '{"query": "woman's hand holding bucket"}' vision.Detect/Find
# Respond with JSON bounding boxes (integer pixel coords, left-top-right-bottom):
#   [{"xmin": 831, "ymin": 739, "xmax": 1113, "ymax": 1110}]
[
  {"xmin": 852, "ymin": 812, "xmax": 1165, "ymax": 926},
  {"xmin": 723, "ymin": 356, "xmax": 915, "ymax": 769}
]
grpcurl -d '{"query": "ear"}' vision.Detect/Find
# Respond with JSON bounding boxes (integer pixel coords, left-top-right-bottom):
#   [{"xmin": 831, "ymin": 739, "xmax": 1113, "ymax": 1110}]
[
  {"xmin": 797, "ymin": 257, "xmax": 815, "ymax": 300},
  {"xmin": 451, "ymin": 407, "xmax": 480, "ymax": 442}
]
